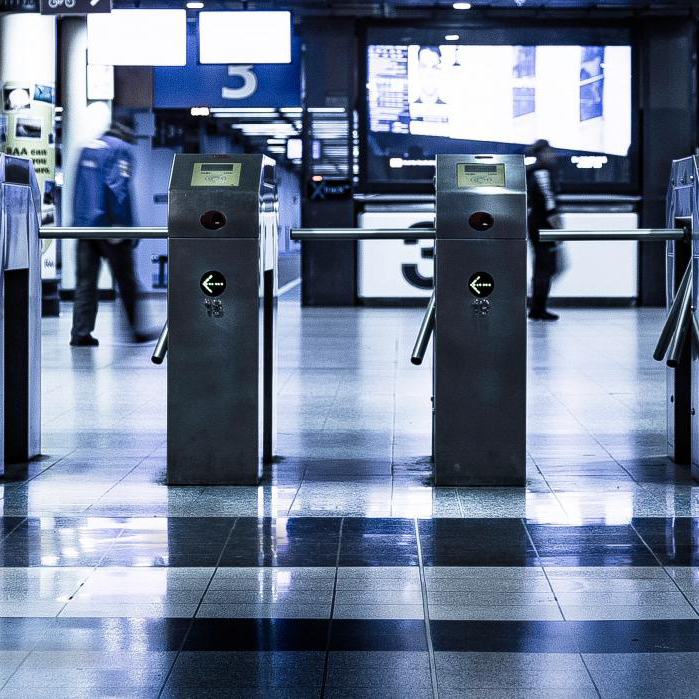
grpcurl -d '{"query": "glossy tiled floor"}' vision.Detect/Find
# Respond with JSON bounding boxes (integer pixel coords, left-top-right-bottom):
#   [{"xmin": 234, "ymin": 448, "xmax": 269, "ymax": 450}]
[{"xmin": 1, "ymin": 294, "xmax": 699, "ymax": 697}]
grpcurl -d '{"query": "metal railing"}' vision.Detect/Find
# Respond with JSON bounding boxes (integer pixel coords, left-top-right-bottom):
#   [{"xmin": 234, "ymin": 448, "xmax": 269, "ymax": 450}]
[
  {"xmin": 39, "ymin": 226, "xmax": 168, "ymax": 240},
  {"xmin": 539, "ymin": 228, "xmax": 686, "ymax": 242},
  {"xmin": 291, "ymin": 228, "xmax": 434, "ymax": 241}
]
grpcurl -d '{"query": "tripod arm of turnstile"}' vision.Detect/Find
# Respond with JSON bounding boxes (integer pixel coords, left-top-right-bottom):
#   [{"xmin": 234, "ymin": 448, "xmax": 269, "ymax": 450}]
[
  {"xmin": 291, "ymin": 228, "xmax": 435, "ymax": 241},
  {"xmin": 39, "ymin": 226, "xmax": 168, "ymax": 239},
  {"xmin": 667, "ymin": 278, "xmax": 693, "ymax": 369},
  {"xmin": 654, "ymin": 264, "xmax": 692, "ymax": 362},
  {"xmin": 151, "ymin": 323, "xmax": 168, "ymax": 365},
  {"xmin": 411, "ymin": 292, "xmax": 436, "ymax": 366},
  {"xmin": 538, "ymin": 229, "xmax": 686, "ymax": 242}
]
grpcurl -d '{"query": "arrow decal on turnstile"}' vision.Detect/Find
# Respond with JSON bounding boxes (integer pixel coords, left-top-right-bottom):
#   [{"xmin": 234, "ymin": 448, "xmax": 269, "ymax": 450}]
[
  {"xmin": 200, "ymin": 271, "xmax": 227, "ymax": 297},
  {"xmin": 202, "ymin": 274, "xmax": 224, "ymax": 294},
  {"xmin": 468, "ymin": 272, "xmax": 495, "ymax": 298}
]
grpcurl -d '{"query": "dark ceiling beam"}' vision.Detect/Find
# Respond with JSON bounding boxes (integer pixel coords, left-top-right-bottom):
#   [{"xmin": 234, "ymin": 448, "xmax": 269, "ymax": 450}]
[{"xmin": 113, "ymin": 0, "xmax": 697, "ymax": 13}]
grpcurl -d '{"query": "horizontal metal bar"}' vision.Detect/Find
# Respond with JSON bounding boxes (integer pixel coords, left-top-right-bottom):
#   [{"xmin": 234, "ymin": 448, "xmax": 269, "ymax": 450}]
[
  {"xmin": 353, "ymin": 193, "xmax": 435, "ymax": 203},
  {"xmin": 539, "ymin": 229, "xmax": 685, "ymax": 242},
  {"xmin": 291, "ymin": 228, "xmax": 435, "ymax": 240},
  {"xmin": 557, "ymin": 194, "xmax": 642, "ymax": 203},
  {"xmin": 39, "ymin": 226, "xmax": 168, "ymax": 240}
]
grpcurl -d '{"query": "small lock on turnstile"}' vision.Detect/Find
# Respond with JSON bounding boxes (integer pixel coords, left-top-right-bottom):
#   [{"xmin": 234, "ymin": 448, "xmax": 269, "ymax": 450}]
[
  {"xmin": 204, "ymin": 298, "xmax": 224, "ymax": 318},
  {"xmin": 471, "ymin": 298, "xmax": 490, "ymax": 317}
]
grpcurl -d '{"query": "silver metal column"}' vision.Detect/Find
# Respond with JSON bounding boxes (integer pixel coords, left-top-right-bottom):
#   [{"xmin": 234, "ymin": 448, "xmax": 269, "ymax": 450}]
[
  {"xmin": 0, "ymin": 154, "xmax": 42, "ymax": 467},
  {"xmin": 166, "ymin": 154, "xmax": 277, "ymax": 485},
  {"xmin": 666, "ymin": 157, "xmax": 699, "ymax": 477},
  {"xmin": 433, "ymin": 155, "xmax": 527, "ymax": 486}
]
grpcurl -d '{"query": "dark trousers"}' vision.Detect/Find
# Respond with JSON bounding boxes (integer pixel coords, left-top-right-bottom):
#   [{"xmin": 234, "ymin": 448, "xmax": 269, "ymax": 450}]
[
  {"xmin": 530, "ymin": 241, "xmax": 558, "ymax": 314},
  {"xmin": 71, "ymin": 239, "xmax": 142, "ymax": 340}
]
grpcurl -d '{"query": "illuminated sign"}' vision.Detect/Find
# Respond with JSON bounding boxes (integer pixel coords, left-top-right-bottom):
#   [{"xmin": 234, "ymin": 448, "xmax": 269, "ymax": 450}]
[
  {"xmin": 200, "ymin": 270, "xmax": 226, "ymax": 296},
  {"xmin": 457, "ymin": 163, "xmax": 505, "ymax": 188},
  {"xmin": 191, "ymin": 163, "xmax": 241, "ymax": 187},
  {"xmin": 468, "ymin": 272, "xmax": 494, "ymax": 297}
]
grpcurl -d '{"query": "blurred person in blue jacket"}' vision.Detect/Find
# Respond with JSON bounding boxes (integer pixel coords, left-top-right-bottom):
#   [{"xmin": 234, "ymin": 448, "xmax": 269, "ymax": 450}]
[{"xmin": 70, "ymin": 120, "xmax": 156, "ymax": 346}]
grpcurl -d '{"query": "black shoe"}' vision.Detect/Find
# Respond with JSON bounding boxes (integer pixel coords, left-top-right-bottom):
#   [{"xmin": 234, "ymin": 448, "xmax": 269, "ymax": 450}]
[
  {"xmin": 528, "ymin": 311, "xmax": 559, "ymax": 321},
  {"xmin": 132, "ymin": 330, "xmax": 159, "ymax": 343},
  {"xmin": 69, "ymin": 335, "xmax": 99, "ymax": 347}
]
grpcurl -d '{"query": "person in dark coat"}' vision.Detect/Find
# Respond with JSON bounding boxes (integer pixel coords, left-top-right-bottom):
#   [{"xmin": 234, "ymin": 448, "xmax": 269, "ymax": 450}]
[
  {"xmin": 70, "ymin": 120, "xmax": 155, "ymax": 346},
  {"xmin": 525, "ymin": 139, "xmax": 562, "ymax": 321}
]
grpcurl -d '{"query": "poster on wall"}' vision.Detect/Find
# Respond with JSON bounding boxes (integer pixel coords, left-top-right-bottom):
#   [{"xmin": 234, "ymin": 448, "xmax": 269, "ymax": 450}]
[{"xmin": 0, "ymin": 80, "xmax": 57, "ymax": 280}]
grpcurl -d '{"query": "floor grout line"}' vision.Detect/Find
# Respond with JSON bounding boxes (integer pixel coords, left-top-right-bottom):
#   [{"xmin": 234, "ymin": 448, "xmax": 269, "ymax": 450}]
[
  {"xmin": 0, "ymin": 649, "xmax": 33, "ymax": 693},
  {"xmin": 631, "ymin": 521, "xmax": 699, "ymax": 618},
  {"xmin": 578, "ymin": 652, "xmax": 604, "ymax": 699},
  {"xmin": 415, "ymin": 517, "xmax": 439, "ymax": 699},
  {"xmin": 319, "ymin": 517, "xmax": 344, "ymax": 699},
  {"xmin": 156, "ymin": 517, "xmax": 238, "ymax": 698},
  {"xmin": 520, "ymin": 517, "xmax": 565, "ymax": 615}
]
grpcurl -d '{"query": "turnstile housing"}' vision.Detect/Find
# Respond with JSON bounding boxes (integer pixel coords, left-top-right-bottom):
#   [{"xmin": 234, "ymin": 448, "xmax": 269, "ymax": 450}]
[
  {"xmin": 665, "ymin": 157, "xmax": 695, "ymax": 469},
  {"xmin": 433, "ymin": 154, "xmax": 527, "ymax": 486},
  {"xmin": 0, "ymin": 154, "xmax": 41, "ymax": 471},
  {"xmin": 166, "ymin": 154, "xmax": 277, "ymax": 484}
]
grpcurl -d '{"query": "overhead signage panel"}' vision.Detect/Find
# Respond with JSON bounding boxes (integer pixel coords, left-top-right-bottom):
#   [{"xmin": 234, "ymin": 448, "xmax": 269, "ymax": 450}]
[{"xmin": 153, "ymin": 22, "xmax": 301, "ymax": 108}]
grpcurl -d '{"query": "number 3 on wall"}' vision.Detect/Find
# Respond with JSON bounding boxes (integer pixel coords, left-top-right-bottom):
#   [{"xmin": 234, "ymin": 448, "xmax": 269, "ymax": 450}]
[{"xmin": 222, "ymin": 66, "xmax": 258, "ymax": 100}]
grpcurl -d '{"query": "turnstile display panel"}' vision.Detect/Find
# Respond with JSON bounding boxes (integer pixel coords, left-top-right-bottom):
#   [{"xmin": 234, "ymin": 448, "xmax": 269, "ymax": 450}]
[
  {"xmin": 457, "ymin": 163, "xmax": 506, "ymax": 188},
  {"xmin": 191, "ymin": 162, "xmax": 242, "ymax": 187}
]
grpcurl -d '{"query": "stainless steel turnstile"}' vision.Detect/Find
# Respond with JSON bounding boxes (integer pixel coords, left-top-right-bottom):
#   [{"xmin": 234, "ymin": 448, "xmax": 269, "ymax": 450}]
[
  {"xmin": 0, "ymin": 154, "xmax": 42, "ymax": 474},
  {"xmin": 16, "ymin": 149, "xmax": 697, "ymax": 487},
  {"xmin": 39, "ymin": 154, "xmax": 278, "ymax": 485},
  {"xmin": 166, "ymin": 155, "xmax": 277, "ymax": 484},
  {"xmin": 293, "ymin": 154, "xmax": 528, "ymax": 486}
]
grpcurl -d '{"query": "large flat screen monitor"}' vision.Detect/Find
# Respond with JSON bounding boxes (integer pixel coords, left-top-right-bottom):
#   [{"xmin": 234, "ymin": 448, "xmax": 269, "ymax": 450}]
[{"xmin": 363, "ymin": 27, "xmax": 635, "ymax": 192}]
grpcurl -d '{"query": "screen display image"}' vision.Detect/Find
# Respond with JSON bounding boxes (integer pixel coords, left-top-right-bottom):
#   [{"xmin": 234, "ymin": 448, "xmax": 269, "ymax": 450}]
[
  {"xmin": 365, "ymin": 41, "xmax": 633, "ymax": 189},
  {"xmin": 190, "ymin": 162, "xmax": 242, "ymax": 187},
  {"xmin": 14, "ymin": 117, "xmax": 42, "ymax": 140},
  {"xmin": 457, "ymin": 163, "xmax": 506, "ymax": 188}
]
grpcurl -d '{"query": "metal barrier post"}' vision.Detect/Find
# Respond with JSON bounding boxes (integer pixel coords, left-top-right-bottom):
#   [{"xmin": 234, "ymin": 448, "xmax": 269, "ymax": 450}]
[
  {"xmin": 0, "ymin": 154, "xmax": 42, "ymax": 469},
  {"xmin": 433, "ymin": 155, "xmax": 527, "ymax": 486},
  {"xmin": 166, "ymin": 154, "xmax": 278, "ymax": 485}
]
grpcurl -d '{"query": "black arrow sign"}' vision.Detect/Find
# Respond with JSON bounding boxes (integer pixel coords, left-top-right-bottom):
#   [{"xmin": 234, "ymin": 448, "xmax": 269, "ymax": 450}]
[
  {"xmin": 200, "ymin": 270, "xmax": 226, "ymax": 297},
  {"xmin": 468, "ymin": 272, "xmax": 494, "ymax": 298}
]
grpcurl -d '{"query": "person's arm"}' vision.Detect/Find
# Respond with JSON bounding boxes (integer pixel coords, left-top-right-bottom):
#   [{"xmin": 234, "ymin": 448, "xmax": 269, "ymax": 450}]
[
  {"xmin": 532, "ymin": 168, "xmax": 561, "ymax": 228},
  {"xmin": 105, "ymin": 146, "xmax": 134, "ymax": 227}
]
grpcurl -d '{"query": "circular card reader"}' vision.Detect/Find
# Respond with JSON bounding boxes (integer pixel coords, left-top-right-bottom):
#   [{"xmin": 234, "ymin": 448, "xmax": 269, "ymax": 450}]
[
  {"xmin": 468, "ymin": 211, "xmax": 494, "ymax": 232},
  {"xmin": 200, "ymin": 210, "xmax": 227, "ymax": 230},
  {"xmin": 468, "ymin": 272, "xmax": 494, "ymax": 298},
  {"xmin": 200, "ymin": 270, "xmax": 226, "ymax": 296}
]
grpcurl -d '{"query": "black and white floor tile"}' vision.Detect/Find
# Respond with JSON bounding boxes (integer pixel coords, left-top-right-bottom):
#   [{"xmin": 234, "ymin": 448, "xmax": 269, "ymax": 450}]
[{"xmin": 0, "ymin": 298, "xmax": 697, "ymax": 697}]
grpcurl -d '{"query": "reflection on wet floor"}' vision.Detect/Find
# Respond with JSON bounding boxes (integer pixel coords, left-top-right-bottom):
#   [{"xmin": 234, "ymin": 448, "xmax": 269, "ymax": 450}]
[{"xmin": 0, "ymin": 299, "xmax": 697, "ymax": 697}]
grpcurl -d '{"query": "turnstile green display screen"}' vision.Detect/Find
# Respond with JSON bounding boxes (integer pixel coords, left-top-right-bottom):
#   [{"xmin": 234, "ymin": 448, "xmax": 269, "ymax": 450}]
[
  {"xmin": 457, "ymin": 163, "xmax": 505, "ymax": 188},
  {"xmin": 191, "ymin": 162, "xmax": 242, "ymax": 187}
]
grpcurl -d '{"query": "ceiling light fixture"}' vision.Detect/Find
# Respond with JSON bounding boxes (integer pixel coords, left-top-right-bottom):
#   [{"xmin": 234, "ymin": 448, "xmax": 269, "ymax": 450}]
[{"xmin": 453, "ymin": 2, "xmax": 472, "ymax": 8}]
